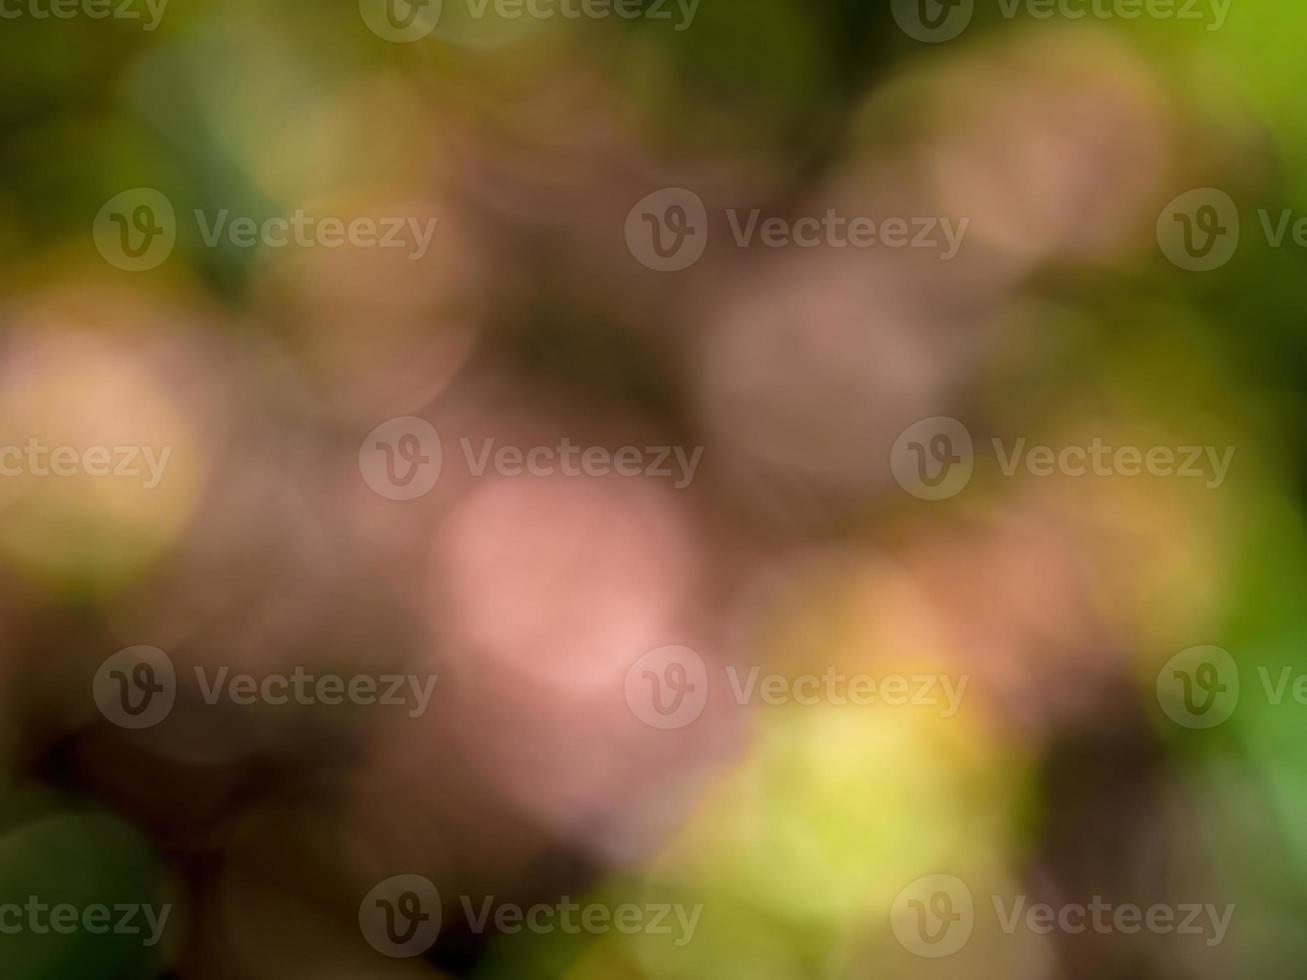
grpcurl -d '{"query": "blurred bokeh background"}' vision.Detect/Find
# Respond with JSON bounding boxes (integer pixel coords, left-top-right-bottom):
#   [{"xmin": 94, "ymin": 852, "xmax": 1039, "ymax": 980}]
[{"xmin": 3, "ymin": 0, "xmax": 1307, "ymax": 976}]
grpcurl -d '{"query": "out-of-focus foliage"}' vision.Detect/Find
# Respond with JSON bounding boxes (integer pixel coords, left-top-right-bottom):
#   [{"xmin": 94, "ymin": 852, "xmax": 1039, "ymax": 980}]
[{"xmin": 3, "ymin": 0, "xmax": 1307, "ymax": 978}]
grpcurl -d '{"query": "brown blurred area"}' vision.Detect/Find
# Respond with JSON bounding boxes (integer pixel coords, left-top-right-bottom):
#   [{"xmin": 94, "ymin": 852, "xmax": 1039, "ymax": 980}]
[{"xmin": 2, "ymin": 1, "xmax": 1306, "ymax": 978}]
